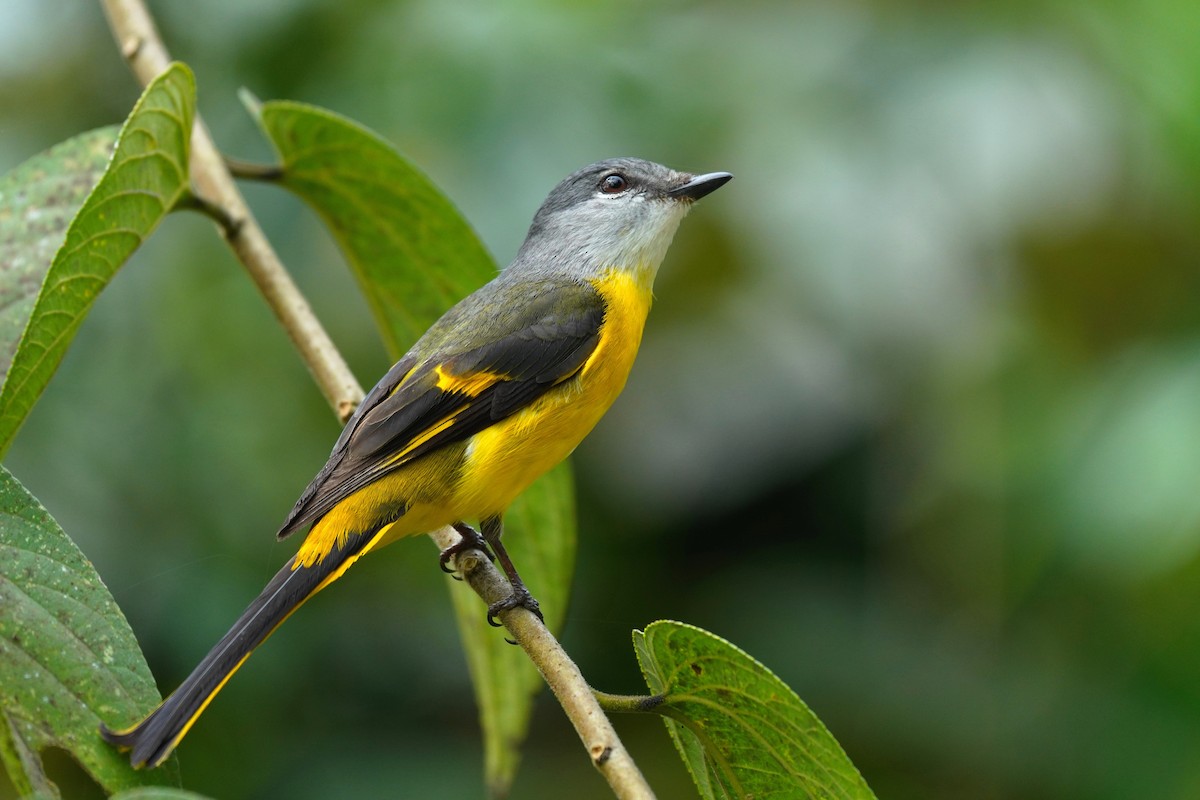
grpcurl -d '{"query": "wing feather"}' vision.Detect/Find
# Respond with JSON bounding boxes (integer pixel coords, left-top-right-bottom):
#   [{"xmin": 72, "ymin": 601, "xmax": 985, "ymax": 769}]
[{"xmin": 277, "ymin": 280, "xmax": 604, "ymax": 539}]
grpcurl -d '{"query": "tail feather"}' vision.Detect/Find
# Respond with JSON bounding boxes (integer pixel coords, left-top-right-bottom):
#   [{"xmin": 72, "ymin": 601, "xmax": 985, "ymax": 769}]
[{"xmin": 100, "ymin": 529, "xmax": 381, "ymax": 768}]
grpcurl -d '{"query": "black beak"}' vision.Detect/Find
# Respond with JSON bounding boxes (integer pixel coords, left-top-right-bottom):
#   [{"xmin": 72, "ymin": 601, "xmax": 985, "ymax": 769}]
[{"xmin": 668, "ymin": 171, "xmax": 733, "ymax": 201}]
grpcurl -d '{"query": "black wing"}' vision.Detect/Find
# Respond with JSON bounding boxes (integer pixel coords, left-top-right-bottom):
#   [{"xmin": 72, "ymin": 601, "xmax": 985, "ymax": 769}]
[{"xmin": 277, "ymin": 281, "xmax": 604, "ymax": 538}]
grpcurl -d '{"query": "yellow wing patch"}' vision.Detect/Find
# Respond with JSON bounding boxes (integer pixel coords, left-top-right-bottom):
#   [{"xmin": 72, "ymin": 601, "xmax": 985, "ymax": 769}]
[
  {"xmin": 434, "ymin": 365, "xmax": 506, "ymax": 397},
  {"xmin": 385, "ymin": 411, "xmax": 464, "ymax": 465}
]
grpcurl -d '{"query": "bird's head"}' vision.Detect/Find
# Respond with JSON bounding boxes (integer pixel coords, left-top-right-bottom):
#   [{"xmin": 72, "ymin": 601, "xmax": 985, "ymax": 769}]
[{"xmin": 514, "ymin": 157, "xmax": 731, "ymax": 287}]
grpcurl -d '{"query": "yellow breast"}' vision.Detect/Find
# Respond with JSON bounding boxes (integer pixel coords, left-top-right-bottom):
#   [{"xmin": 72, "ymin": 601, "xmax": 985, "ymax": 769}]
[{"xmin": 450, "ymin": 268, "xmax": 654, "ymax": 517}]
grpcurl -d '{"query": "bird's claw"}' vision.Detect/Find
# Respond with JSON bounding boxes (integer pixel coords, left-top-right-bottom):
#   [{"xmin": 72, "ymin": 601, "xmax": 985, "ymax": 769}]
[
  {"xmin": 487, "ymin": 585, "xmax": 544, "ymax": 628},
  {"xmin": 439, "ymin": 522, "xmax": 495, "ymax": 574}
]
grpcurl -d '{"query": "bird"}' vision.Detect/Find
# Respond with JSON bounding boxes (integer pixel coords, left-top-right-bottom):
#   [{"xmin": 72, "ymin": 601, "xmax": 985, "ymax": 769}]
[{"xmin": 100, "ymin": 156, "xmax": 731, "ymax": 768}]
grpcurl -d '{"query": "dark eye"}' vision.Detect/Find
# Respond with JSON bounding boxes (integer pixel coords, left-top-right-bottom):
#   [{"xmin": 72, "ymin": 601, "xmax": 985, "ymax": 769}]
[{"xmin": 600, "ymin": 173, "xmax": 627, "ymax": 194}]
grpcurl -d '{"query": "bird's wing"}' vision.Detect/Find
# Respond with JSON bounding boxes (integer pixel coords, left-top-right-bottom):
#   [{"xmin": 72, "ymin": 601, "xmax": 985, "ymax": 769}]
[{"xmin": 277, "ymin": 280, "xmax": 604, "ymax": 538}]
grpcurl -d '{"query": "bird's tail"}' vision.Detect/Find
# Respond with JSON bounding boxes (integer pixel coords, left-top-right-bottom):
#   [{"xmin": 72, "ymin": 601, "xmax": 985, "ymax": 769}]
[{"xmin": 100, "ymin": 528, "xmax": 384, "ymax": 768}]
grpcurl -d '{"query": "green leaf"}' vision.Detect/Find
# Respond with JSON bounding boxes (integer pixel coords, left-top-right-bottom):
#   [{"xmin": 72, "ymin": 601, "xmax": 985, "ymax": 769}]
[
  {"xmin": 0, "ymin": 706, "xmax": 49, "ymax": 797},
  {"xmin": 251, "ymin": 99, "xmax": 577, "ymax": 798},
  {"xmin": 0, "ymin": 126, "xmax": 119, "ymax": 380},
  {"xmin": 252, "ymin": 98, "xmax": 497, "ymax": 355},
  {"xmin": 0, "ymin": 465, "xmax": 180, "ymax": 794},
  {"xmin": 634, "ymin": 620, "xmax": 876, "ymax": 800},
  {"xmin": 0, "ymin": 62, "xmax": 195, "ymax": 458}
]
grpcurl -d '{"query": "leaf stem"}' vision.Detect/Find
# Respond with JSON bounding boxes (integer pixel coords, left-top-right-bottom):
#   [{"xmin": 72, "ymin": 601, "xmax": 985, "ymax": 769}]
[
  {"xmin": 99, "ymin": 0, "xmax": 364, "ymax": 423},
  {"xmin": 173, "ymin": 191, "xmax": 243, "ymax": 238},
  {"xmin": 593, "ymin": 690, "xmax": 666, "ymax": 714},
  {"xmin": 224, "ymin": 155, "xmax": 284, "ymax": 182}
]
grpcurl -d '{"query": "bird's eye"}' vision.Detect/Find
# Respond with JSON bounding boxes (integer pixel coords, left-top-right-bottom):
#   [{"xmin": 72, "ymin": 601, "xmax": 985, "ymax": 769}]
[{"xmin": 599, "ymin": 173, "xmax": 628, "ymax": 194}]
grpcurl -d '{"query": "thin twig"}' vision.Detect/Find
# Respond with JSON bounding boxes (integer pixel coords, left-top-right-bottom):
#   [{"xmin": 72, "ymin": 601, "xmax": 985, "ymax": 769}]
[
  {"xmin": 430, "ymin": 527, "xmax": 656, "ymax": 799},
  {"xmin": 100, "ymin": 0, "xmax": 363, "ymax": 422},
  {"xmin": 99, "ymin": 2, "xmax": 655, "ymax": 797}
]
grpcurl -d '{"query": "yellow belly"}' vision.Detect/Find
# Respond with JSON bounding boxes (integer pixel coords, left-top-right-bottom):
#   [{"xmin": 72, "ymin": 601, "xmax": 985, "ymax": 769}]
[{"xmin": 296, "ymin": 268, "xmax": 652, "ymax": 565}]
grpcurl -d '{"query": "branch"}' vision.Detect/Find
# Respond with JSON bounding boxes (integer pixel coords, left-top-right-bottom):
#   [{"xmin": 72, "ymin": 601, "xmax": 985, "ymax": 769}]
[
  {"xmin": 100, "ymin": 0, "xmax": 364, "ymax": 422},
  {"xmin": 429, "ymin": 527, "xmax": 656, "ymax": 799},
  {"xmin": 100, "ymin": 3, "xmax": 654, "ymax": 796}
]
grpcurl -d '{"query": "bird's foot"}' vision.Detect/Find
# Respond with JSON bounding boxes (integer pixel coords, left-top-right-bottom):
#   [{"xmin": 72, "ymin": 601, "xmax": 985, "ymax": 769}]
[
  {"xmin": 439, "ymin": 522, "xmax": 496, "ymax": 576},
  {"xmin": 487, "ymin": 584, "xmax": 544, "ymax": 628}
]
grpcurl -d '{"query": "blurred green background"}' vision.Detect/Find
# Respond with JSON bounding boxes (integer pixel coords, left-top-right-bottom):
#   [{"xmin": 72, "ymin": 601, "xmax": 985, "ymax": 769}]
[{"xmin": 4, "ymin": 0, "xmax": 1200, "ymax": 798}]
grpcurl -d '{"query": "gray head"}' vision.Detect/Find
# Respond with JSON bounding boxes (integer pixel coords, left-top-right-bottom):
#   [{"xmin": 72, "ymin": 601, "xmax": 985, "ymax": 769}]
[{"xmin": 512, "ymin": 157, "xmax": 731, "ymax": 286}]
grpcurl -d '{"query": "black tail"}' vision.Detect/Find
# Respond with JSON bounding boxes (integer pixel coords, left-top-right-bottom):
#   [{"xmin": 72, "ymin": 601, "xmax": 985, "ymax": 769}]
[{"xmin": 100, "ymin": 530, "xmax": 379, "ymax": 768}]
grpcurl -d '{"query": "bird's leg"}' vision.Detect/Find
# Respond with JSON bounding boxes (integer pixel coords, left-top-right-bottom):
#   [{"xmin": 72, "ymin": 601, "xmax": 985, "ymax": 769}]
[
  {"xmin": 481, "ymin": 515, "xmax": 544, "ymax": 626},
  {"xmin": 439, "ymin": 521, "xmax": 496, "ymax": 576}
]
